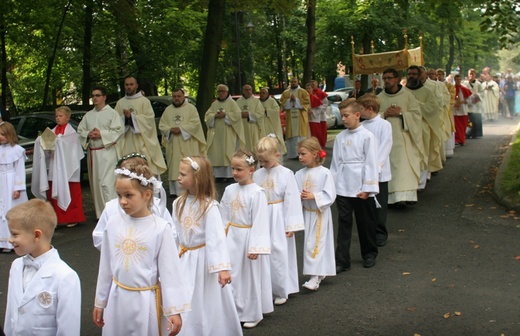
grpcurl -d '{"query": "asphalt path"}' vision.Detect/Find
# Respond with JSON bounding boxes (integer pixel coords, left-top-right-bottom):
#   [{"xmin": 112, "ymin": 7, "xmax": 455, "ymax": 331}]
[{"xmin": 1, "ymin": 117, "xmax": 519, "ymax": 335}]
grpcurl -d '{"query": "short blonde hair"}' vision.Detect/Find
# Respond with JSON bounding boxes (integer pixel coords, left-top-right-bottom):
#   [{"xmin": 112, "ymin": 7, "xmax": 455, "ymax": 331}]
[
  {"xmin": 256, "ymin": 135, "xmax": 281, "ymax": 156},
  {"xmin": 357, "ymin": 94, "xmax": 380, "ymax": 112},
  {"xmin": 6, "ymin": 199, "xmax": 57, "ymax": 238},
  {"xmin": 55, "ymin": 106, "xmax": 71, "ymax": 118}
]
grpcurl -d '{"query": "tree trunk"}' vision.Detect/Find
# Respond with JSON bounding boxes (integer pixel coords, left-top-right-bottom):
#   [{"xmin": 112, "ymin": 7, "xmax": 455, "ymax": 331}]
[
  {"xmin": 42, "ymin": 0, "xmax": 72, "ymax": 109},
  {"xmin": 0, "ymin": 8, "xmax": 14, "ymax": 119},
  {"xmin": 196, "ymin": 0, "xmax": 225, "ymax": 132},
  {"xmin": 303, "ymin": 0, "xmax": 316, "ymax": 85},
  {"xmin": 82, "ymin": 0, "xmax": 93, "ymax": 108},
  {"xmin": 446, "ymin": 29, "xmax": 455, "ymax": 76},
  {"xmin": 110, "ymin": 0, "xmax": 156, "ymax": 96}
]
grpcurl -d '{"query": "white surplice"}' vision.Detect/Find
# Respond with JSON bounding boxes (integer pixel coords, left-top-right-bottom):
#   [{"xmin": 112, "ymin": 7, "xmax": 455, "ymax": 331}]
[
  {"xmin": 92, "ymin": 196, "xmax": 176, "ymax": 251},
  {"xmin": 361, "ymin": 115, "xmax": 393, "ymax": 183},
  {"xmin": 0, "ymin": 144, "xmax": 28, "ymax": 250},
  {"xmin": 94, "ymin": 213, "xmax": 190, "ymax": 335},
  {"xmin": 172, "ymin": 195, "xmax": 242, "ymax": 336},
  {"xmin": 220, "ymin": 183, "xmax": 272, "ymax": 322},
  {"xmin": 77, "ymin": 105, "xmax": 123, "ymax": 218},
  {"xmin": 4, "ymin": 248, "xmax": 81, "ymax": 336},
  {"xmin": 295, "ymin": 166, "xmax": 336, "ymax": 276},
  {"xmin": 31, "ymin": 124, "xmax": 84, "ymax": 210},
  {"xmin": 253, "ymin": 165, "xmax": 304, "ymax": 299}
]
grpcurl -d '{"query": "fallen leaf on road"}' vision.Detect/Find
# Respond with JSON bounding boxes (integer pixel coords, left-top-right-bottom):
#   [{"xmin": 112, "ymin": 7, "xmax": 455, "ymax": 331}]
[
  {"xmin": 465, "ymin": 204, "xmax": 474, "ymax": 207},
  {"xmin": 474, "ymin": 245, "xmax": 480, "ymax": 249},
  {"xmin": 444, "ymin": 312, "xmax": 450, "ymax": 319},
  {"xmin": 432, "ymin": 278, "xmax": 437, "ymax": 282},
  {"xmin": 454, "ymin": 311, "xmax": 461, "ymax": 316},
  {"xmin": 491, "ymin": 206, "xmax": 497, "ymax": 209},
  {"xmin": 402, "ymin": 272, "xmax": 411, "ymax": 276},
  {"xmin": 414, "ymin": 334, "xmax": 421, "ymax": 336},
  {"xmin": 407, "ymin": 307, "xmax": 417, "ymax": 312},
  {"xmin": 509, "ymin": 210, "xmax": 516, "ymax": 214},
  {"xmin": 469, "ymin": 240, "xmax": 475, "ymax": 244},
  {"xmin": 514, "ymin": 256, "xmax": 520, "ymax": 260},
  {"xmin": 398, "ymin": 228, "xmax": 405, "ymax": 232}
]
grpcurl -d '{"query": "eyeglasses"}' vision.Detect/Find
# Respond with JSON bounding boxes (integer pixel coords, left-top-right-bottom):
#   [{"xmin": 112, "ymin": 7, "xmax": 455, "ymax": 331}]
[
  {"xmin": 382, "ymin": 77, "xmax": 395, "ymax": 80},
  {"xmin": 91, "ymin": 94, "xmax": 103, "ymax": 97}
]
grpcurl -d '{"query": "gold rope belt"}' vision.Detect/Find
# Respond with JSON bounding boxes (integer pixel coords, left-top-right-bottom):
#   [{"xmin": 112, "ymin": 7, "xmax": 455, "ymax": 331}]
[
  {"xmin": 178, "ymin": 243, "xmax": 206, "ymax": 258},
  {"xmin": 225, "ymin": 222, "xmax": 252, "ymax": 235},
  {"xmin": 268, "ymin": 199, "xmax": 284, "ymax": 205},
  {"xmin": 112, "ymin": 276, "xmax": 162, "ymax": 336},
  {"xmin": 304, "ymin": 207, "xmax": 322, "ymax": 258}
]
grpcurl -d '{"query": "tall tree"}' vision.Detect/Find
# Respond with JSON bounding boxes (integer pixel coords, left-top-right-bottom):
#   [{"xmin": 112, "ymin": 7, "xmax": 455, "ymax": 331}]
[
  {"xmin": 302, "ymin": 0, "xmax": 316, "ymax": 85},
  {"xmin": 196, "ymin": 0, "xmax": 226, "ymax": 122}
]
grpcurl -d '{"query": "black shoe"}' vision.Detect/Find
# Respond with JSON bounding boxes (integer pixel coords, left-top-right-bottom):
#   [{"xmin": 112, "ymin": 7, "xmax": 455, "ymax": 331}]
[
  {"xmin": 363, "ymin": 257, "xmax": 376, "ymax": 268},
  {"xmin": 336, "ymin": 264, "xmax": 351, "ymax": 274},
  {"xmin": 376, "ymin": 239, "xmax": 387, "ymax": 247}
]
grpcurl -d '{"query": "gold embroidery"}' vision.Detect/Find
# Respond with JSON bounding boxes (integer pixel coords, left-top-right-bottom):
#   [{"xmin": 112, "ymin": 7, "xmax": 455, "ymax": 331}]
[
  {"xmin": 208, "ymin": 263, "xmax": 232, "ymax": 272},
  {"xmin": 228, "ymin": 192, "xmax": 246, "ymax": 223},
  {"xmin": 304, "ymin": 207, "xmax": 322, "ymax": 258},
  {"xmin": 248, "ymin": 247, "xmax": 271, "ymax": 253},
  {"xmin": 114, "ymin": 226, "xmax": 148, "ymax": 272},
  {"xmin": 163, "ymin": 303, "xmax": 192, "ymax": 315}
]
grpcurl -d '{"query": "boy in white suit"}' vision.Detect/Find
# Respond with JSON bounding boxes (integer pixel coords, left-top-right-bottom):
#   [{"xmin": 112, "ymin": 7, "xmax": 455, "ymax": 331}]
[{"xmin": 4, "ymin": 199, "xmax": 81, "ymax": 336}]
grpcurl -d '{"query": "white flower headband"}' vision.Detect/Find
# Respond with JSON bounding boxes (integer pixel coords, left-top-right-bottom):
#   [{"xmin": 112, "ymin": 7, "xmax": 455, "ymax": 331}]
[
  {"xmin": 114, "ymin": 167, "xmax": 162, "ymax": 192},
  {"xmin": 185, "ymin": 157, "xmax": 199, "ymax": 171},
  {"xmin": 245, "ymin": 155, "xmax": 255, "ymax": 165},
  {"xmin": 267, "ymin": 133, "xmax": 276, "ymax": 139}
]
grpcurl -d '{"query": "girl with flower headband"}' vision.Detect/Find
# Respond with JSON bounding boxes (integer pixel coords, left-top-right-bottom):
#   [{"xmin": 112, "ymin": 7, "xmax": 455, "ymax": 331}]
[
  {"xmin": 253, "ymin": 135, "xmax": 304, "ymax": 306},
  {"xmin": 0, "ymin": 121, "xmax": 28, "ymax": 252},
  {"xmin": 92, "ymin": 153, "xmax": 176, "ymax": 251},
  {"xmin": 219, "ymin": 148, "xmax": 272, "ymax": 329},
  {"xmin": 295, "ymin": 137, "xmax": 337, "ymax": 290},
  {"xmin": 93, "ymin": 161, "xmax": 190, "ymax": 336},
  {"xmin": 172, "ymin": 155, "xmax": 242, "ymax": 335}
]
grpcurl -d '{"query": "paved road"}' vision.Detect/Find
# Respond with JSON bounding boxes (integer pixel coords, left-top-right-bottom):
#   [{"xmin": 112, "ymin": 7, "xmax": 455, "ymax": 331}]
[{"xmin": 1, "ymin": 117, "xmax": 519, "ymax": 335}]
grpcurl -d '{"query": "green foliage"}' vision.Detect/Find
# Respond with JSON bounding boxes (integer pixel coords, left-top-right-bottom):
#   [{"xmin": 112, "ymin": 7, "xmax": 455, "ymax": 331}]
[
  {"xmin": 0, "ymin": 0, "xmax": 513, "ymax": 113},
  {"xmin": 500, "ymin": 130, "xmax": 520, "ymax": 204}
]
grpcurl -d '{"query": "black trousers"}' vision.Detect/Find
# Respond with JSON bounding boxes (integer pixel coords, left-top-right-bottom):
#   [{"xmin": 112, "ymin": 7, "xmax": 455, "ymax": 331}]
[
  {"xmin": 468, "ymin": 112, "xmax": 483, "ymax": 138},
  {"xmin": 375, "ymin": 181, "xmax": 388, "ymax": 242},
  {"xmin": 335, "ymin": 195, "xmax": 378, "ymax": 268}
]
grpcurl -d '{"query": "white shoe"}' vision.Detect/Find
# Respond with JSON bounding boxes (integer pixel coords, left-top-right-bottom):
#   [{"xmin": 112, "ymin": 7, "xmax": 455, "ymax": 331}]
[
  {"xmin": 243, "ymin": 320, "xmax": 261, "ymax": 328},
  {"xmin": 274, "ymin": 297, "xmax": 287, "ymax": 305},
  {"xmin": 302, "ymin": 276, "xmax": 320, "ymax": 291}
]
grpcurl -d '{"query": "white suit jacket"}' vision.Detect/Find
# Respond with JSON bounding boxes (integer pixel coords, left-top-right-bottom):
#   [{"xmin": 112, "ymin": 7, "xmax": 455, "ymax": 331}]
[{"xmin": 4, "ymin": 249, "xmax": 81, "ymax": 336}]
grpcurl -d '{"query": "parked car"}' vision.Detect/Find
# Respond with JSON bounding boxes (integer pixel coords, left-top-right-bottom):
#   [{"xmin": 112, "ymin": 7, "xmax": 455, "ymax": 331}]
[
  {"xmin": 326, "ymin": 92, "xmax": 349, "ymax": 128},
  {"xmin": 9, "ymin": 111, "xmax": 88, "ymax": 180}
]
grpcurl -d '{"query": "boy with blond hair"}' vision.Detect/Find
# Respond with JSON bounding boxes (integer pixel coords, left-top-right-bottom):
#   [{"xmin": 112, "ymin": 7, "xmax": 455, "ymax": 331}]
[
  {"xmin": 4, "ymin": 199, "xmax": 81, "ymax": 336},
  {"xmin": 331, "ymin": 100, "xmax": 380, "ymax": 272}
]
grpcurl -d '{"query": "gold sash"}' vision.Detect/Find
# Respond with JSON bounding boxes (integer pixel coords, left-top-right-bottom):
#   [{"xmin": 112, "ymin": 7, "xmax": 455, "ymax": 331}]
[
  {"xmin": 225, "ymin": 222, "xmax": 252, "ymax": 235},
  {"xmin": 112, "ymin": 277, "xmax": 162, "ymax": 336},
  {"xmin": 268, "ymin": 199, "xmax": 284, "ymax": 205},
  {"xmin": 179, "ymin": 243, "xmax": 206, "ymax": 258},
  {"xmin": 304, "ymin": 207, "xmax": 322, "ymax": 258}
]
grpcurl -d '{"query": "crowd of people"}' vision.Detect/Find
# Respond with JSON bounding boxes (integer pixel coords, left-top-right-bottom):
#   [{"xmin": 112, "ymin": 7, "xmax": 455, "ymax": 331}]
[{"xmin": 0, "ymin": 65, "xmax": 517, "ymax": 334}]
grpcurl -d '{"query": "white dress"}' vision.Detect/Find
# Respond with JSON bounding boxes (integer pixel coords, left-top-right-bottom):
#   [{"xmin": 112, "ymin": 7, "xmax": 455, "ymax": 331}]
[
  {"xmin": 253, "ymin": 165, "xmax": 304, "ymax": 299},
  {"xmin": 172, "ymin": 195, "xmax": 242, "ymax": 336},
  {"xmin": 220, "ymin": 183, "xmax": 272, "ymax": 322},
  {"xmin": 92, "ymin": 196, "xmax": 176, "ymax": 251},
  {"xmin": 0, "ymin": 144, "xmax": 27, "ymax": 249},
  {"xmin": 295, "ymin": 166, "xmax": 337, "ymax": 276},
  {"xmin": 94, "ymin": 213, "xmax": 190, "ymax": 335}
]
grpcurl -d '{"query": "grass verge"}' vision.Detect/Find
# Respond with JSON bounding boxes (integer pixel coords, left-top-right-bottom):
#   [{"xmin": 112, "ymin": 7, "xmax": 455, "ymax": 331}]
[{"xmin": 500, "ymin": 130, "xmax": 520, "ymax": 204}]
